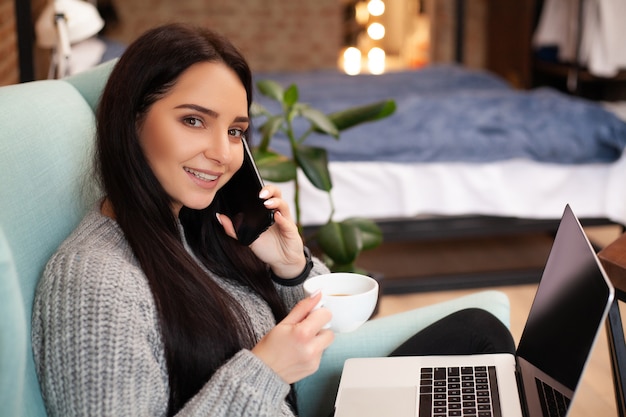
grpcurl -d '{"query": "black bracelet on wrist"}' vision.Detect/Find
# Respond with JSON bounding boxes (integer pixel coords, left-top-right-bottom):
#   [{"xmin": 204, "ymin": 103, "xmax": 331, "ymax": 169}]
[{"xmin": 269, "ymin": 246, "xmax": 314, "ymax": 286}]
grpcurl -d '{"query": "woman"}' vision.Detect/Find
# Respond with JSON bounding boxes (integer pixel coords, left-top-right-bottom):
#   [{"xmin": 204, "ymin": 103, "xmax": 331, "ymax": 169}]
[{"xmin": 32, "ymin": 23, "xmax": 514, "ymax": 417}]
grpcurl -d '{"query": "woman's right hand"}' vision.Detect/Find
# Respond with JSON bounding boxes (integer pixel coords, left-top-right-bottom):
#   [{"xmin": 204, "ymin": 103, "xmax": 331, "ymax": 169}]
[{"xmin": 251, "ymin": 291, "xmax": 334, "ymax": 384}]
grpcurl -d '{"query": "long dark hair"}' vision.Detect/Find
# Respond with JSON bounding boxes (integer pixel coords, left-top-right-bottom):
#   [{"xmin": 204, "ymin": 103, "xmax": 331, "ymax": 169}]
[{"xmin": 95, "ymin": 23, "xmax": 290, "ymax": 415}]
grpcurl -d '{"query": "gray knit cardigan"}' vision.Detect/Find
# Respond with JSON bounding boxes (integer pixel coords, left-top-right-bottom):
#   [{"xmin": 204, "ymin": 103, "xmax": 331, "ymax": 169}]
[{"xmin": 32, "ymin": 208, "xmax": 329, "ymax": 416}]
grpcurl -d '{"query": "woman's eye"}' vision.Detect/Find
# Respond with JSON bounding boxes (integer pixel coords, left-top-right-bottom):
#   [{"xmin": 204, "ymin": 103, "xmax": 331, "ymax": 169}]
[
  {"xmin": 228, "ymin": 128, "xmax": 245, "ymax": 138},
  {"xmin": 183, "ymin": 117, "xmax": 203, "ymax": 128}
]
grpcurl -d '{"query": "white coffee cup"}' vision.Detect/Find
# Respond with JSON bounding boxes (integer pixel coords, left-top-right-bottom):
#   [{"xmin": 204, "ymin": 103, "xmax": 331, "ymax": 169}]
[{"xmin": 303, "ymin": 272, "xmax": 379, "ymax": 333}]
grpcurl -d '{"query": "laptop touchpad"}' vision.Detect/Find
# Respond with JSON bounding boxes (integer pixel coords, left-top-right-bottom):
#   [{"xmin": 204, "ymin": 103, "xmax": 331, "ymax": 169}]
[{"xmin": 334, "ymin": 387, "xmax": 416, "ymax": 417}]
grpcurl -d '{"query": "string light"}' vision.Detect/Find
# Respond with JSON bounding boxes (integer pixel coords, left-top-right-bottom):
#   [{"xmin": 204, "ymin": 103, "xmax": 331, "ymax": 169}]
[
  {"xmin": 343, "ymin": 47, "xmax": 362, "ymax": 75},
  {"xmin": 341, "ymin": 0, "xmax": 386, "ymax": 75},
  {"xmin": 367, "ymin": 22, "xmax": 385, "ymax": 41},
  {"xmin": 367, "ymin": 0, "xmax": 385, "ymax": 17},
  {"xmin": 367, "ymin": 47, "xmax": 385, "ymax": 74},
  {"xmin": 355, "ymin": 2, "xmax": 369, "ymax": 25}
]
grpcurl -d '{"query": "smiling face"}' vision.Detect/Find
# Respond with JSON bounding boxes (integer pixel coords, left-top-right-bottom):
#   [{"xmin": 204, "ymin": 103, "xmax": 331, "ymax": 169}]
[{"xmin": 138, "ymin": 61, "xmax": 249, "ymax": 215}]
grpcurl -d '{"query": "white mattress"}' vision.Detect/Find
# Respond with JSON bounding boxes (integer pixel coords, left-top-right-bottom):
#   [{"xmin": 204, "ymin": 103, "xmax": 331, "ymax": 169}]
[{"xmin": 277, "ymin": 155, "xmax": 626, "ymax": 227}]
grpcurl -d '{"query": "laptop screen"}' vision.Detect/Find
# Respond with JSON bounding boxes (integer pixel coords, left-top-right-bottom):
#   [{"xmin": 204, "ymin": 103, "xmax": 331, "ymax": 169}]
[{"xmin": 515, "ymin": 205, "xmax": 614, "ymax": 391}]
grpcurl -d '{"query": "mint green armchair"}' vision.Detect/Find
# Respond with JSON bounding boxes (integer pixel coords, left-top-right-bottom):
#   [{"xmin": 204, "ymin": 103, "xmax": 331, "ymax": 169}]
[
  {"xmin": 0, "ymin": 61, "xmax": 510, "ymax": 417},
  {"xmin": 0, "ymin": 61, "xmax": 114, "ymax": 417}
]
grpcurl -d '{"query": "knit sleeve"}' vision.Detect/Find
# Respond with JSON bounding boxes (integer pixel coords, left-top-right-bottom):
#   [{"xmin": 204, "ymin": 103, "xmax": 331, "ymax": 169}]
[
  {"xmin": 274, "ymin": 257, "xmax": 330, "ymax": 311},
  {"xmin": 182, "ymin": 350, "xmax": 291, "ymax": 416},
  {"xmin": 32, "ymin": 248, "xmax": 170, "ymax": 416},
  {"xmin": 32, "ymin": 247, "xmax": 294, "ymax": 417}
]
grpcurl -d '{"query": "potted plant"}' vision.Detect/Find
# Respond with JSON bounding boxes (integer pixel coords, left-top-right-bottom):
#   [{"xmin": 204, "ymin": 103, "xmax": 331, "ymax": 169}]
[{"xmin": 250, "ymin": 79, "xmax": 396, "ymax": 274}]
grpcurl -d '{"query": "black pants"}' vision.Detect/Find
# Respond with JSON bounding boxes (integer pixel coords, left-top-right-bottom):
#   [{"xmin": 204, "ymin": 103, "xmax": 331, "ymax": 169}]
[{"xmin": 390, "ymin": 308, "xmax": 516, "ymax": 357}]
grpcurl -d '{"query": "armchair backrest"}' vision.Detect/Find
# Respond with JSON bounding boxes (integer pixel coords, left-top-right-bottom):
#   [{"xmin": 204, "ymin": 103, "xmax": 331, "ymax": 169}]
[{"xmin": 0, "ymin": 60, "xmax": 115, "ymax": 416}]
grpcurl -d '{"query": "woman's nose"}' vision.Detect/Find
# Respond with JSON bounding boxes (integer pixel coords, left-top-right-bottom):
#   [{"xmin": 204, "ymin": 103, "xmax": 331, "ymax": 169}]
[{"xmin": 204, "ymin": 132, "xmax": 232, "ymax": 164}]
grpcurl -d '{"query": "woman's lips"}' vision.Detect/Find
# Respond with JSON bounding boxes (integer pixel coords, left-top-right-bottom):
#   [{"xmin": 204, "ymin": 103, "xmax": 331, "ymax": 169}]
[{"xmin": 184, "ymin": 166, "xmax": 220, "ymax": 189}]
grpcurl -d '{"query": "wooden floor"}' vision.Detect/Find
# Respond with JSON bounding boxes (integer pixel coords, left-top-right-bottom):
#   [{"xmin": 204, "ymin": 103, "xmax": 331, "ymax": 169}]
[{"xmin": 371, "ymin": 225, "xmax": 624, "ymax": 417}]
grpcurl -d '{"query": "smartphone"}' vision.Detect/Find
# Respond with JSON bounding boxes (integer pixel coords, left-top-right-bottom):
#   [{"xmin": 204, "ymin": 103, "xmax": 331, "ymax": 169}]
[{"xmin": 218, "ymin": 139, "xmax": 275, "ymax": 245}]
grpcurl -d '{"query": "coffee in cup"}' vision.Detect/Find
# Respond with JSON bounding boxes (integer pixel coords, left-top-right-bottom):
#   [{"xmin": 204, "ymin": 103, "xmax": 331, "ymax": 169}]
[{"xmin": 303, "ymin": 272, "xmax": 379, "ymax": 333}]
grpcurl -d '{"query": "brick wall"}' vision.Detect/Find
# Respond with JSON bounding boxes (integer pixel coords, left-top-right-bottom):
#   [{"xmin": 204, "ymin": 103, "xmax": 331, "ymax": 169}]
[
  {"xmin": 108, "ymin": 0, "xmax": 343, "ymax": 72},
  {"xmin": 1, "ymin": 0, "xmax": 343, "ymax": 86},
  {"xmin": 0, "ymin": 0, "xmax": 18, "ymax": 86}
]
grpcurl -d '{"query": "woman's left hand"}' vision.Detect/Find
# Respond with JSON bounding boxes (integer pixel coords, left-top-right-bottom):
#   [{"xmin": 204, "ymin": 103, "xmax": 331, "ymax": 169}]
[{"xmin": 217, "ymin": 184, "xmax": 307, "ymax": 278}]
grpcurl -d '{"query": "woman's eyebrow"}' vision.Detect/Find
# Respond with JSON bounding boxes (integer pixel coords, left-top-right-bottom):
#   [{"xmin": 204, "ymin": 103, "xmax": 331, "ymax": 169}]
[
  {"xmin": 175, "ymin": 103, "xmax": 217, "ymax": 117},
  {"xmin": 234, "ymin": 116, "xmax": 250, "ymax": 123},
  {"xmin": 174, "ymin": 104, "xmax": 250, "ymax": 123}
]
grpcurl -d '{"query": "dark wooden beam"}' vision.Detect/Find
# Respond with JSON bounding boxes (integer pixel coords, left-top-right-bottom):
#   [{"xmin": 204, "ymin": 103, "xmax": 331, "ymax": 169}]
[
  {"xmin": 14, "ymin": 0, "xmax": 35, "ymax": 82},
  {"xmin": 455, "ymin": 0, "xmax": 464, "ymax": 63}
]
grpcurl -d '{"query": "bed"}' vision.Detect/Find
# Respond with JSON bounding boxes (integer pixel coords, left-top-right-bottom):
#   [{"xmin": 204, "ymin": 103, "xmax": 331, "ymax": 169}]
[{"xmin": 252, "ymin": 65, "xmax": 626, "ymax": 292}]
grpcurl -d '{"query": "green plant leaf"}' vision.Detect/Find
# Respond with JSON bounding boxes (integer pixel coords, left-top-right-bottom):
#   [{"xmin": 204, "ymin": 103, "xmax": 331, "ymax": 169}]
[
  {"xmin": 342, "ymin": 217, "xmax": 383, "ymax": 250},
  {"xmin": 250, "ymin": 102, "xmax": 269, "ymax": 118},
  {"xmin": 253, "ymin": 149, "xmax": 297, "ymax": 182},
  {"xmin": 287, "ymin": 105, "xmax": 298, "ymax": 124},
  {"xmin": 284, "ymin": 84, "xmax": 299, "ymax": 107},
  {"xmin": 250, "ymin": 147, "xmax": 279, "ymax": 162},
  {"xmin": 317, "ymin": 221, "xmax": 362, "ymax": 265},
  {"xmin": 293, "ymin": 144, "xmax": 332, "ymax": 191},
  {"xmin": 259, "ymin": 115, "xmax": 284, "ymax": 150},
  {"xmin": 326, "ymin": 100, "xmax": 396, "ymax": 132},
  {"xmin": 300, "ymin": 106, "xmax": 339, "ymax": 138},
  {"xmin": 256, "ymin": 79, "xmax": 285, "ymax": 102}
]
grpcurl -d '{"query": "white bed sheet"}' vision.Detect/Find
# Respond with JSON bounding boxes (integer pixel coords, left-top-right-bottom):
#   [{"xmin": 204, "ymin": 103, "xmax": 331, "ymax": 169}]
[{"xmin": 276, "ymin": 154, "xmax": 626, "ymax": 227}]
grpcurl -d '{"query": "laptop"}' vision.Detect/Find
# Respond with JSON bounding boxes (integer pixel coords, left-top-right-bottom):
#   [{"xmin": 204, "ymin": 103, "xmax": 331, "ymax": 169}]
[{"xmin": 334, "ymin": 205, "xmax": 615, "ymax": 417}]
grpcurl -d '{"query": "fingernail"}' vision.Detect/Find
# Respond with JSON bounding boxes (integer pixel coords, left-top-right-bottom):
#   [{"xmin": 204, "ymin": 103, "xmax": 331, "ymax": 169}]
[
  {"xmin": 215, "ymin": 213, "xmax": 223, "ymax": 225},
  {"xmin": 259, "ymin": 189, "xmax": 269, "ymax": 199},
  {"xmin": 263, "ymin": 199, "xmax": 272, "ymax": 206},
  {"xmin": 309, "ymin": 289, "xmax": 322, "ymax": 299}
]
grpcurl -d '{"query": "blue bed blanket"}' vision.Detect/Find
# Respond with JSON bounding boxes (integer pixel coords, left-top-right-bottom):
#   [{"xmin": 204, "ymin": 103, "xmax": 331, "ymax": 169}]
[{"xmin": 253, "ymin": 65, "xmax": 626, "ymax": 164}]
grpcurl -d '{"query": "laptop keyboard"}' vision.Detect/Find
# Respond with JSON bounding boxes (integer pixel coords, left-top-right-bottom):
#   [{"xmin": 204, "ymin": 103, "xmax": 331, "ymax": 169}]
[
  {"xmin": 419, "ymin": 366, "xmax": 502, "ymax": 417},
  {"xmin": 535, "ymin": 377, "xmax": 571, "ymax": 417}
]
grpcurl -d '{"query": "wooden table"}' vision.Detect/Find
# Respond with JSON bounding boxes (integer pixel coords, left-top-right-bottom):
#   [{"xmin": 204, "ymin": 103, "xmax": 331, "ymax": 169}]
[{"xmin": 598, "ymin": 233, "xmax": 626, "ymax": 417}]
